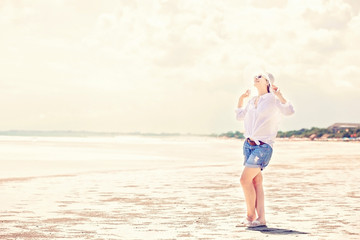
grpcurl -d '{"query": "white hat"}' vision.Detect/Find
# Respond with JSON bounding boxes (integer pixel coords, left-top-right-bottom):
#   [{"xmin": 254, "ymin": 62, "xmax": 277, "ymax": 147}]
[
  {"xmin": 253, "ymin": 72, "xmax": 275, "ymax": 93},
  {"xmin": 256, "ymin": 72, "xmax": 274, "ymax": 87}
]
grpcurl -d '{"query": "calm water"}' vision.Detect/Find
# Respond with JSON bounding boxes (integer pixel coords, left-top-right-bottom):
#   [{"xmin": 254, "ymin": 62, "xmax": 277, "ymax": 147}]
[{"xmin": 0, "ymin": 135, "xmax": 359, "ymax": 180}]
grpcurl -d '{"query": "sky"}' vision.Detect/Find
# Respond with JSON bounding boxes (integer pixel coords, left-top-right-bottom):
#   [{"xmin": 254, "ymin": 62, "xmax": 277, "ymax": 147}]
[{"xmin": 1, "ymin": 0, "xmax": 360, "ymax": 134}]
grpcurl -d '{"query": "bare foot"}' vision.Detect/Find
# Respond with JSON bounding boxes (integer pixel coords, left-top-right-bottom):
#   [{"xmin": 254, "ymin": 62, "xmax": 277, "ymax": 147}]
[
  {"xmin": 247, "ymin": 215, "xmax": 257, "ymax": 221},
  {"xmin": 255, "ymin": 218, "xmax": 266, "ymax": 224},
  {"xmin": 248, "ymin": 219, "xmax": 267, "ymax": 228},
  {"xmin": 236, "ymin": 216, "xmax": 256, "ymax": 227}
]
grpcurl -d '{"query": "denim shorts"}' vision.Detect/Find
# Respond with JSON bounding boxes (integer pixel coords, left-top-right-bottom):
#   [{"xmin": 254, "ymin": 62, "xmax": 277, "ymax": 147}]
[{"xmin": 243, "ymin": 140, "xmax": 273, "ymax": 171}]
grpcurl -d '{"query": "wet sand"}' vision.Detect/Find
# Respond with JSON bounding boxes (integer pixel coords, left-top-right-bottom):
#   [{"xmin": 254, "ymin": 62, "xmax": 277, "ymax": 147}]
[{"xmin": 0, "ymin": 136, "xmax": 359, "ymax": 239}]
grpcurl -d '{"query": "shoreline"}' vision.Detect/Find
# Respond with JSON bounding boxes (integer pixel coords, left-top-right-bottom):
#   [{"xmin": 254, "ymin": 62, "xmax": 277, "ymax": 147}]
[
  {"xmin": 276, "ymin": 137, "xmax": 360, "ymax": 142},
  {"xmin": 218, "ymin": 136, "xmax": 360, "ymax": 142}
]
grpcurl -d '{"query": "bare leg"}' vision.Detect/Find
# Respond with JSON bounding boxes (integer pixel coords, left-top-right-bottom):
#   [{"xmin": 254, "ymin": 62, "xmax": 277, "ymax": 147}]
[
  {"xmin": 253, "ymin": 172, "xmax": 266, "ymax": 223},
  {"xmin": 240, "ymin": 167, "xmax": 261, "ymax": 221}
]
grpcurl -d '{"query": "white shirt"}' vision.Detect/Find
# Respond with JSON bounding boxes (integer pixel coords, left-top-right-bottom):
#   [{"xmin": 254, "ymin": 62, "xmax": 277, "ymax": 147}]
[{"xmin": 235, "ymin": 92, "xmax": 295, "ymax": 148}]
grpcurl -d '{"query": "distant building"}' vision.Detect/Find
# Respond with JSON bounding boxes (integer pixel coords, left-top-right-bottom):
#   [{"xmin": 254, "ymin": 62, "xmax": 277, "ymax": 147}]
[{"xmin": 328, "ymin": 123, "xmax": 360, "ymax": 133}]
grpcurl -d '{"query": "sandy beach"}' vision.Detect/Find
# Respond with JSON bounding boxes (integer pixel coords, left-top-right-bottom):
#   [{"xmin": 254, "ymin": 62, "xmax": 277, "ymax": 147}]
[{"xmin": 0, "ymin": 135, "xmax": 359, "ymax": 239}]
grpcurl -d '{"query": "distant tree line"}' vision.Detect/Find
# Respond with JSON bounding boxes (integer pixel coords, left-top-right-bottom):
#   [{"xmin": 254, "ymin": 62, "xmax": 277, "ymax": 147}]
[
  {"xmin": 277, "ymin": 127, "xmax": 360, "ymax": 138},
  {"xmin": 218, "ymin": 131, "xmax": 244, "ymax": 139},
  {"xmin": 219, "ymin": 127, "xmax": 360, "ymax": 139}
]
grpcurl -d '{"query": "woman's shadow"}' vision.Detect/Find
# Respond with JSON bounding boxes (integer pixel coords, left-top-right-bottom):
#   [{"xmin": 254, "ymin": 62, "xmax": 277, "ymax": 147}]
[{"xmin": 245, "ymin": 225, "xmax": 308, "ymax": 235}]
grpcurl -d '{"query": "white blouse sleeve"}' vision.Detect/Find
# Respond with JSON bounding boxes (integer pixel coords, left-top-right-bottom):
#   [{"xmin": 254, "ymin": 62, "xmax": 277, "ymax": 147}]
[
  {"xmin": 235, "ymin": 101, "xmax": 250, "ymax": 121},
  {"xmin": 275, "ymin": 99, "xmax": 295, "ymax": 116}
]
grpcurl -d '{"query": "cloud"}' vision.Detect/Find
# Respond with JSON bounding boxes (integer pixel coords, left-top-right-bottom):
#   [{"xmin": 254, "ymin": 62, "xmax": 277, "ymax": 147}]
[
  {"xmin": 1, "ymin": 0, "xmax": 360, "ymax": 133},
  {"xmin": 250, "ymin": 0, "xmax": 288, "ymax": 9},
  {"xmin": 302, "ymin": 0, "xmax": 353, "ymax": 30},
  {"xmin": 343, "ymin": 0, "xmax": 360, "ymax": 14}
]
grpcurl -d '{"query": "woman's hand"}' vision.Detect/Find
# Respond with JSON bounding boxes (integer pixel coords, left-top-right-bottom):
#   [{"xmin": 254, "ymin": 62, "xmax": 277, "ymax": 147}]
[
  {"xmin": 240, "ymin": 89, "xmax": 250, "ymax": 99},
  {"xmin": 238, "ymin": 89, "xmax": 250, "ymax": 108},
  {"xmin": 271, "ymin": 85, "xmax": 287, "ymax": 104},
  {"xmin": 271, "ymin": 85, "xmax": 281, "ymax": 96}
]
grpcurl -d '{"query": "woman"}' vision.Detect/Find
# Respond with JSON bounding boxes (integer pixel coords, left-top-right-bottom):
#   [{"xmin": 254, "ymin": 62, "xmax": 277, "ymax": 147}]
[{"xmin": 235, "ymin": 72, "xmax": 295, "ymax": 227}]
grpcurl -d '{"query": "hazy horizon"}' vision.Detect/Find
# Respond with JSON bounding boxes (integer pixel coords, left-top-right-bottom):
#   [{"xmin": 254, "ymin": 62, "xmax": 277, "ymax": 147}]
[{"xmin": 1, "ymin": 0, "xmax": 360, "ymax": 135}]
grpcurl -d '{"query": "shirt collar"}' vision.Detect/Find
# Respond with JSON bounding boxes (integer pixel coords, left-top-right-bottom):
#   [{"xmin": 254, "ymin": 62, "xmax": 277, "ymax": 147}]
[{"xmin": 259, "ymin": 92, "xmax": 273, "ymax": 99}]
